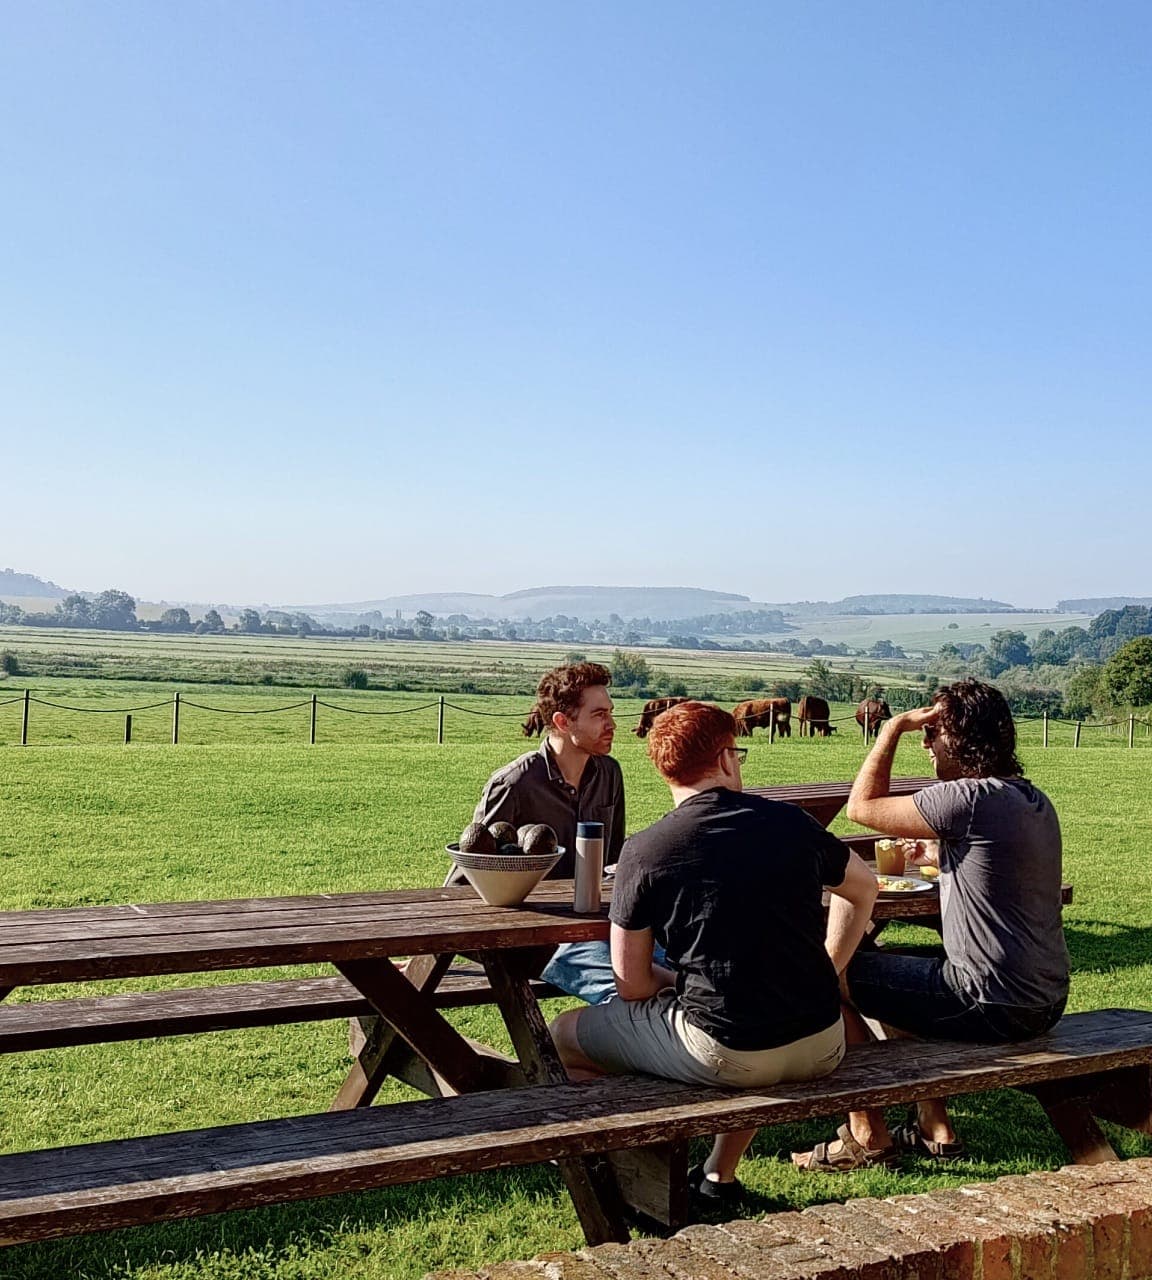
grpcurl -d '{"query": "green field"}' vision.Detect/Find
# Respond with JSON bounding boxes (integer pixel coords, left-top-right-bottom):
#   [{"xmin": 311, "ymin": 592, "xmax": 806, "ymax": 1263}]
[
  {"xmin": 0, "ymin": 625, "xmax": 923, "ymax": 693},
  {"xmin": 1, "ymin": 730, "xmax": 1150, "ymax": 1280}
]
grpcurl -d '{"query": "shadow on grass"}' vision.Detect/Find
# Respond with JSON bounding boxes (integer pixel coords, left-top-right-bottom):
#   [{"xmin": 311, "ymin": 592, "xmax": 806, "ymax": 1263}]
[
  {"xmin": 1065, "ymin": 920, "xmax": 1152, "ymax": 973},
  {"xmin": 3, "ymin": 1164, "xmax": 573, "ymax": 1280}
]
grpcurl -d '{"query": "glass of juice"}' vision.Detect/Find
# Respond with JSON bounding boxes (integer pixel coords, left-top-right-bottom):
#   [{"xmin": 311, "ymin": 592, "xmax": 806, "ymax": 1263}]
[{"xmin": 875, "ymin": 838, "xmax": 906, "ymax": 876}]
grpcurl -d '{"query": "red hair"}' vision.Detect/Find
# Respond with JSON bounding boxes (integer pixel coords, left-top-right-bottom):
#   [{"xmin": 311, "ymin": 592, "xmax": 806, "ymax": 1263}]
[{"xmin": 647, "ymin": 701, "xmax": 737, "ymax": 786}]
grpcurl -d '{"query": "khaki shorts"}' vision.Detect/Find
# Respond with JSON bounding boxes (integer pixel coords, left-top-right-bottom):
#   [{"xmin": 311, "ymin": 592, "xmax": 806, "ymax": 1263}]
[{"xmin": 575, "ymin": 988, "xmax": 845, "ymax": 1088}]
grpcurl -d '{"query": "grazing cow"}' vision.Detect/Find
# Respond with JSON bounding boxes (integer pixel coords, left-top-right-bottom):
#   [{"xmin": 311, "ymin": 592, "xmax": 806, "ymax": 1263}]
[
  {"xmin": 521, "ymin": 708, "xmax": 546, "ymax": 737},
  {"xmin": 733, "ymin": 697, "xmax": 792, "ymax": 742},
  {"xmin": 633, "ymin": 696, "xmax": 690, "ymax": 738},
  {"xmin": 855, "ymin": 698, "xmax": 892, "ymax": 739},
  {"xmin": 797, "ymin": 695, "xmax": 832, "ymax": 737}
]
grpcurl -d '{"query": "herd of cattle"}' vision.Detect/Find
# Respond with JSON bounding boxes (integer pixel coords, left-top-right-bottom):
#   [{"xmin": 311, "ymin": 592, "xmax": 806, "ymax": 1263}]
[{"xmin": 522, "ymin": 695, "xmax": 893, "ymax": 741}]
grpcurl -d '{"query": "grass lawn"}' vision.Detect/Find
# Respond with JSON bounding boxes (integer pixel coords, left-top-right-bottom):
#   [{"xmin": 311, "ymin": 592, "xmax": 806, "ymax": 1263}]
[{"xmin": 0, "ymin": 736, "xmax": 1149, "ymax": 1279}]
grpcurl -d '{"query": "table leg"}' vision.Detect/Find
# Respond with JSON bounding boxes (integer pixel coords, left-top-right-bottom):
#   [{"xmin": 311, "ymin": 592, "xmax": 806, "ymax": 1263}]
[
  {"xmin": 332, "ymin": 954, "xmax": 499, "ymax": 1108},
  {"xmin": 1027, "ymin": 1079, "xmax": 1122, "ymax": 1164},
  {"xmin": 479, "ymin": 951, "xmax": 630, "ymax": 1246}
]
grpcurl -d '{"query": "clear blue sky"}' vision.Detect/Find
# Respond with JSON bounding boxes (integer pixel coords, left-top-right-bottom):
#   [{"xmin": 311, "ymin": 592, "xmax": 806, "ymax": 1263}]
[{"xmin": 2, "ymin": 2, "xmax": 1148, "ymax": 608}]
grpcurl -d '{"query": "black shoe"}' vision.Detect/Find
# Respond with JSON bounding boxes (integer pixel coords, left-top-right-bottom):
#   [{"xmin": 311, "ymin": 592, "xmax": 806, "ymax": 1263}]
[{"xmin": 687, "ymin": 1164, "xmax": 742, "ymax": 1206}]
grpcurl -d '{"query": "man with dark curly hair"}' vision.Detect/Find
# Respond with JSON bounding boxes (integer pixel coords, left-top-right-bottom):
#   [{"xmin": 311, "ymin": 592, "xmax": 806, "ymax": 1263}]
[
  {"xmin": 456, "ymin": 662, "xmax": 626, "ymax": 1003},
  {"xmin": 793, "ymin": 678, "xmax": 1070, "ymax": 1172}
]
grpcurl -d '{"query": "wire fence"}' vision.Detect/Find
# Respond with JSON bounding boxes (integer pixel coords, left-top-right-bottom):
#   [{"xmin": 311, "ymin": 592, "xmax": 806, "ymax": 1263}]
[{"xmin": 3, "ymin": 687, "xmax": 1151, "ymax": 749}]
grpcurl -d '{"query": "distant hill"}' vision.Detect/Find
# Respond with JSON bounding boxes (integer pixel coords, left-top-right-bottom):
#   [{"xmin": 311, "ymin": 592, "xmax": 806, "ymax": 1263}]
[
  {"xmin": 1057, "ymin": 597, "xmax": 1152, "ymax": 614},
  {"xmin": 304, "ymin": 586, "xmax": 754, "ymax": 623},
  {"xmin": 775, "ymin": 594, "xmax": 1017, "ymax": 617},
  {"xmin": 0, "ymin": 567, "xmax": 70, "ymax": 600}
]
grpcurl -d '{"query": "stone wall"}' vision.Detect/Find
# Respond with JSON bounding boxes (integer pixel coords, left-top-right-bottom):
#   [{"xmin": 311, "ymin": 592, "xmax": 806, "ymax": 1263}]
[{"xmin": 427, "ymin": 1157, "xmax": 1152, "ymax": 1280}]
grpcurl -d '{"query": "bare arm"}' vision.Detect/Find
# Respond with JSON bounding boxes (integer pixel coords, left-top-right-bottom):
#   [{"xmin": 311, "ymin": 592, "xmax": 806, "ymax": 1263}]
[
  {"xmin": 824, "ymin": 851, "xmax": 879, "ymax": 974},
  {"xmin": 610, "ymin": 924, "xmax": 677, "ymax": 1001},
  {"xmin": 845, "ymin": 708, "xmax": 940, "ymax": 838}
]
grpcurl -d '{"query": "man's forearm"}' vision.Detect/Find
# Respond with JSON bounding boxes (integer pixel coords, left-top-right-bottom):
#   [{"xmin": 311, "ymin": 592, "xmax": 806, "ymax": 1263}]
[
  {"xmin": 618, "ymin": 964, "xmax": 674, "ymax": 1001},
  {"xmin": 825, "ymin": 896, "xmax": 873, "ymax": 974},
  {"xmin": 847, "ymin": 722, "xmax": 901, "ymax": 810}
]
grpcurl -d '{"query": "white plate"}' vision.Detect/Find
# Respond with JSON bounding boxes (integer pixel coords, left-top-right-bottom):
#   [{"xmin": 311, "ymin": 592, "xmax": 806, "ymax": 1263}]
[{"xmin": 874, "ymin": 874, "xmax": 937, "ymax": 897}]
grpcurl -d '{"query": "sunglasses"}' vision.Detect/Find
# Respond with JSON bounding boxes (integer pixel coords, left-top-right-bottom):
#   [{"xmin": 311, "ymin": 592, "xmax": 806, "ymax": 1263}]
[{"xmin": 923, "ymin": 726, "xmax": 939, "ymax": 743}]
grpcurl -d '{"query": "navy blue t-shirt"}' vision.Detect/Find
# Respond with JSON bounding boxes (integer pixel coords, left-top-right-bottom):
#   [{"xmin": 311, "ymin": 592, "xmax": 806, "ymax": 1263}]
[{"xmin": 610, "ymin": 788, "xmax": 849, "ymax": 1050}]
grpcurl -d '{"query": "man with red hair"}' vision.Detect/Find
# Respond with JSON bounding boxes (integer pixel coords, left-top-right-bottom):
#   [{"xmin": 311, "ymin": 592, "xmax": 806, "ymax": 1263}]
[{"xmin": 550, "ymin": 701, "xmax": 878, "ymax": 1200}]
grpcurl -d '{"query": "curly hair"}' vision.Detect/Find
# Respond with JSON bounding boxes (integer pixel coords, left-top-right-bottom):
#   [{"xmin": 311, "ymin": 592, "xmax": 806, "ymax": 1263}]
[
  {"xmin": 647, "ymin": 701, "xmax": 738, "ymax": 786},
  {"xmin": 933, "ymin": 678, "xmax": 1022, "ymax": 778},
  {"xmin": 532, "ymin": 662, "xmax": 612, "ymax": 726}
]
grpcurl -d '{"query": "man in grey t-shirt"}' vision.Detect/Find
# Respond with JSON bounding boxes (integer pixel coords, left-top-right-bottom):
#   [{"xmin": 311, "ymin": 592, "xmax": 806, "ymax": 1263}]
[{"xmin": 793, "ymin": 678, "xmax": 1069, "ymax": 1173}]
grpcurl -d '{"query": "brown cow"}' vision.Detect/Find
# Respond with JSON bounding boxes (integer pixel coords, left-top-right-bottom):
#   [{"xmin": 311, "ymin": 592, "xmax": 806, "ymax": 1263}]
[
  {"xmin": 632, "ymin": 696, "xmax": 690, "ymax": 738},
  {"xmin": 733, "ymin": 697, "xmax": 791, "ymax": 742},
  {"xmin": 797, "ymin": 695, "xmax": 832, "ymax": 737},
  {"xmin": 521, "ymin": 708, "xmax": 546, "ymax": 737},
  {"xmin": 855, "ymin": 698, "xmax": 891, "ymax": 739}
]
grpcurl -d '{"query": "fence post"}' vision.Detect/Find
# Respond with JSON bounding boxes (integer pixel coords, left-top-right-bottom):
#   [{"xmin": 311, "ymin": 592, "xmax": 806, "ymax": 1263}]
[
  {"xmin": 863, "ymin": 710, "xmax": 870, "ymax": 742},
  {"xmin": 310, "ymin": 694, "xmax": 317, "ymax": 745},
  {"xmin": 1129, "ymin": 714, "xmax": 1135, "ymax": 749},
  {"xmin": 125, "ymin": 714, "xmax": 132, "ymax": 745},
  {"xmin": 1042, "ymin": 711, "xmax": 1049, "ymax": 748},
  {"xmin": 172, "ymin": 691, "xmax": 181, "ymax": 745},
  {"xmin": 20, "ymin": 688, "xmax": 29, "ymax": 746},
  {"xmin": 1073, "ymin": 721, "xmax": 1082, "ymax": 749},
  {"xmin": 437, "ymin": 695, "xmax": 445, "ymax": 745}
]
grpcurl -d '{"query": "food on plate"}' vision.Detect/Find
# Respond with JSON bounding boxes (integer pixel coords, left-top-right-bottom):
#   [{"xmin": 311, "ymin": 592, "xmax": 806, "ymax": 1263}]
[
  {"xmin": 919, "ymin": 864, "xmax": 940, "ymax": 879},
  {"xmin": 875, "ymin": 876, "xmax": 921, "ymax": 892},
  {"xmin": 458, "ymin": 822, "xmax": 498, "ymax": 855}
]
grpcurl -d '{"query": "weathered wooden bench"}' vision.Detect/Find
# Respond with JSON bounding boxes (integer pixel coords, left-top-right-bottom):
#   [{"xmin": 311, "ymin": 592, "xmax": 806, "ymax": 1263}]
[
  {"xmin": 0, "ymin": 968, "xmax": 562, "ymax": 1053},
  {"xmin": 2, "ymin": 1008, "xmax": 1149, "ymax": 1247}
]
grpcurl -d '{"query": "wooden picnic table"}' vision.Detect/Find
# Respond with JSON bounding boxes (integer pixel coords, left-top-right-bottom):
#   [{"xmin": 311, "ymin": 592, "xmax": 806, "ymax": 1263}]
[
  {"xmin": 0, "ymin": 776, "xmax": 1075, "ymax": 1244},
  {"xmin": 0, "ymin": 867, "xmax": 974, "ymax": 1244},
  {"xmin": 0, "ymin": 882, "xmax": 638, "ymax": 1242}
]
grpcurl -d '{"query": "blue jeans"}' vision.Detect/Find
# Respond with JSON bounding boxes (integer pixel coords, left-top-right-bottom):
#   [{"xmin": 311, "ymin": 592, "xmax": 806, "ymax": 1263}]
[
  {"xmin": 847, "ymin": 947, "xmax": 1066, "ymax": 1043},
  {"xmin": 541, "ymin": 941, "xmax": 668, "ymax": 1006}
]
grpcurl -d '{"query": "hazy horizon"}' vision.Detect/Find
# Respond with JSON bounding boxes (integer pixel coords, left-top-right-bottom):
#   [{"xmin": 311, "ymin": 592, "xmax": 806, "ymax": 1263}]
[{"xmin": 2, "ymin": 4, "xmax": 1149, "ymax": 608}]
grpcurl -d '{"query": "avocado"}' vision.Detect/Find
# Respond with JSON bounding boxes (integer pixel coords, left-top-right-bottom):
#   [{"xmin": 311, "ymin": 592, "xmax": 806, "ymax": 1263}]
[
  {"xmin": 521, "ymin": 824, "xmax": 559, "ymax": 856},
  {"xmin": 499, "ymin": 843, "xmax": 523, "ymax": 857},
  {"xmin": 458, "ymin": 822, "xmax": 498, "ymax": 855},
  {"xmin": 488, "ymin": 821, "xmax": 518, "ymax": 848}
]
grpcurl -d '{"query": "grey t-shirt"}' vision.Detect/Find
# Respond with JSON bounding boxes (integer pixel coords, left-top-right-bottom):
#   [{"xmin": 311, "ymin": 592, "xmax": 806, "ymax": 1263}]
[{"xmin": 914, "ymin": 776, "xmax": 1069, "ymax": 1008}]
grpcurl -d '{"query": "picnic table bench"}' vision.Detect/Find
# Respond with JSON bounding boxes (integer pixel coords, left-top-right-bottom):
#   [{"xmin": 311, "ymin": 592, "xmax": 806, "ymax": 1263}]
[{"xmin": 1, "ymin": 1005, "xmax": 1149, "ymax": 1246}]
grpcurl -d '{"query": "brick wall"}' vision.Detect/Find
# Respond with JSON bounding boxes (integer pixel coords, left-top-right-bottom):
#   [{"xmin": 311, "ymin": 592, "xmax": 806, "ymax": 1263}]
[{"xmin": 426, "ymin": 1158, "xmax": 1152, "ymax": 1280}]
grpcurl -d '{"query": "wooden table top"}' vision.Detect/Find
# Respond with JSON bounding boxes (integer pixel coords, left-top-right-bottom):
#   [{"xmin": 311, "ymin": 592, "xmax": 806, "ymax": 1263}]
[
  {"xmin": 0, "ymin": 885, "xmax": 611, "ymax": 987},
  {"xmin": 745, "ymin": 776, "xmax": 936, "ymax": 805},
  {"xmin": 0, "ymin": 868, "xmax": 955, "ymax": 988}
]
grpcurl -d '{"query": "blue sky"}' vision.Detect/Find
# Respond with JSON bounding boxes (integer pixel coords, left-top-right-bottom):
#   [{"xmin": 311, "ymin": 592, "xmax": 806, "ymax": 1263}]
[{"xmin": 1, "ymin": 2, "xmax": 1148, "ymax": 608}]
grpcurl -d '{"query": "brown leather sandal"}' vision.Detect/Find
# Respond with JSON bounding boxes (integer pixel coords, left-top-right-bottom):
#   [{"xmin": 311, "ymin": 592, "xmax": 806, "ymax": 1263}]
[
  {"xmin": 795, "ymin": 1123, "xmax": 900, "ymax": 1172},
  {"xmin": 891, "ymin": 1120, "xmax": 967, "ymax": 1162}
]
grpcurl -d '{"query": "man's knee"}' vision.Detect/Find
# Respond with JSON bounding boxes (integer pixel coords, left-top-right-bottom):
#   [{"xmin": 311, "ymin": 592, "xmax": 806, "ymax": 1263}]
[{"xmin": 549, "ymin": 1007, "xmax": 585, "ymax": 1065}]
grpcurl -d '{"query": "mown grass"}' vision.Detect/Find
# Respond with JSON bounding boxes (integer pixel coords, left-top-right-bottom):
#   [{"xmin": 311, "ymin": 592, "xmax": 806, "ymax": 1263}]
[
  {"xmin": 0, "ymin": 737, "xmax": 1149, "ymax": 1279},
  {"xmin": 3, "ymin": 675, "xmax": 1148, "ymax": 752}
]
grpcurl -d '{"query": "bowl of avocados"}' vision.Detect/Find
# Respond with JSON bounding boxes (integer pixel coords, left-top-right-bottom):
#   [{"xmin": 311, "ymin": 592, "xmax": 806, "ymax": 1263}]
[{"xmin": 446, "ymin": 821, "xmax": 562, "ymax": 906}]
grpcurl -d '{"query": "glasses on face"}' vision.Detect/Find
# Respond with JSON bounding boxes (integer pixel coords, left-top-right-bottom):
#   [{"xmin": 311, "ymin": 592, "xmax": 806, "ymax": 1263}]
[
  {"xmin": 725, "ymin": 746, "xmax": 748, "ymax": 765},
  {"xmin": 923, "ymin": 725, "xmax": 939, "ymax": 744}
]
